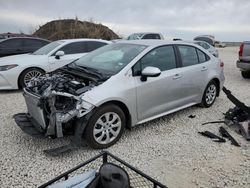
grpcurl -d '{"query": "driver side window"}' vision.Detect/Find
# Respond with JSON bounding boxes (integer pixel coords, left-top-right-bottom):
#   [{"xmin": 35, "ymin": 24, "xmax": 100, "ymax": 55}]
[{"xmin": 133, "ymin": 45, "xmax": 176, "ymax": 76}]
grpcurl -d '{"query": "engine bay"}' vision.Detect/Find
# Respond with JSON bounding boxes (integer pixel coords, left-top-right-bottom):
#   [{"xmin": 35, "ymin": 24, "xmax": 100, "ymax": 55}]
[
  {"xmin": 22, "ymin": 68, "xmax": 101, "ymax": 138},
  {"xmin": 26, "ymin": 69, "xmax": 96, "ymax": 96}
]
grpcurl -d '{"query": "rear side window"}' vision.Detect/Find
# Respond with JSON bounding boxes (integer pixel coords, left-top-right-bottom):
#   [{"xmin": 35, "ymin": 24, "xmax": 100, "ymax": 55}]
[
  {"xmin": 1, "ymin": 39, "xmax": 23, "ymax": 48},
  {"xmin": 178, "ymin": 45, "xmax": 199, "ymax": 67},
  {"xmin": 59, "ymin": 42, "xmax": 87, "ymax": 54},
  {"xmin": 197, "ymin": 49, "xmax": 207, "ymax": 63},
  {"xmin": 133, "ymin": 45, "xmax": 176, "ymax": 75},
  {"xmin": 23, "ymin": 39, "xmax": 48, "ymax": 47},
  {"xmin": 86, "ymin": 41, "xmax": 107, "ymax": 52}
]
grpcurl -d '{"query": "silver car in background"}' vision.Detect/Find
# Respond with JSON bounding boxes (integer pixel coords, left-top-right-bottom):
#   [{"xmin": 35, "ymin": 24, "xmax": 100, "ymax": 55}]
[
  {"xmin": 194, "ymin": 40, "xmax": 219, "ymax": 57},
  {"xmin": 15, "ymin": 40, "xmax": 225, "ymax": 149},
  {"xmin": 127, "ymin": 32, "xmax": 164, "ymax": 40}
]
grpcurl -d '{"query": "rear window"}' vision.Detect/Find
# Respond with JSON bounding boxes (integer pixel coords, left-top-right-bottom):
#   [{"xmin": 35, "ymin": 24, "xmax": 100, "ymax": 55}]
[
  {"xmin": 243, "ymin": 44, "xmax": 250, "ymax": 56},
  {"xmin": 142, "ymin": 34, "xmax": 161, "ymax": 39},
  {"xmin": 0, "ymin": 38, "xmax": 23, "ymax": 48}
]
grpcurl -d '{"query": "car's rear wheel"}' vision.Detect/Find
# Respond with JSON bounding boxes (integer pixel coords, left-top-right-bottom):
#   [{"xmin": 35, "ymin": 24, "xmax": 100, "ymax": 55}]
[
  {"xmin": 84, "ymin": 104, "xmax": 125, "ymax": 149},
  {"xmin": 241, "ymin": 71, "xmax": 250, "ymax": 78},
  {"xmin": 19, "ymin": 68, "xmax": 44, "ymax": 88},
  {"xmin": 200, "ymin": 80, "xmax": 218, "ymax": 108}
]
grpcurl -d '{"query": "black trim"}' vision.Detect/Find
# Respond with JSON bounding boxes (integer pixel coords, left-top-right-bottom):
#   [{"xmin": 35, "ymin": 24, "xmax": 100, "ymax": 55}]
[{"xmin": 173, "ymin": 44, "xmax": 182, "ymax": 68}]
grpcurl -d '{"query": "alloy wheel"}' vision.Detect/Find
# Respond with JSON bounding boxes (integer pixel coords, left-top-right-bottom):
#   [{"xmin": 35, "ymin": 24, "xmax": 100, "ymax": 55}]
[
  {"xmin": 93, "ymin": 112, "xmax": 122, "ymax": 145},
  {"xmin": 23, "ymin": 70, "xmax": 42, "ymax": 86},
  {"xmin": 205, "ymin": 84, "xmax": 216, "ymax": 105}
]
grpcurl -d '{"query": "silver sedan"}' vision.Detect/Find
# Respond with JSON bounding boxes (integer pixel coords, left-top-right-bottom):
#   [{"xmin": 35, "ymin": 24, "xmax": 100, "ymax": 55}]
[{"xmin": 15, "ymin": 40, "xmax": 225, "ymax": 149}]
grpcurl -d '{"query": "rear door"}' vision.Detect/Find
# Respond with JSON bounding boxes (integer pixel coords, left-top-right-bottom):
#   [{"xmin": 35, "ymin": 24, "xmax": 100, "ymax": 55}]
[
  {"xmin": 176, "ymin": 45, "xmax": 210, "ymax": 104},
  {"xmin": 133, "ymin": 45, "xmax": 183, "ymax": 121}
]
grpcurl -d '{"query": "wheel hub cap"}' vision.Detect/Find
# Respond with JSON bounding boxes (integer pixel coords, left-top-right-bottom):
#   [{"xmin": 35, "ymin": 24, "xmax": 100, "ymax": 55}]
[
  {"xmin": 24, "ymin": 70, "xmax": 42, "ymax": 86},
  {"xmin": 205, "ymin": 84, "xmax": 216, "ymax": 105},
  {"xmin": 93, "ymin": 112, "xmax": 121, "ymax": 145}
]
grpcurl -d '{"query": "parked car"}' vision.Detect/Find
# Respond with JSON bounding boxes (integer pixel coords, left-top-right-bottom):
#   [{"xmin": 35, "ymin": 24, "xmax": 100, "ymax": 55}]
[
  {"xmin": 193, "ymin": 40, "xmax": 219, "ymax": 57},
  {"xmin": 0, "ymin": 37, "xmax": 50, "ymax": 57},
  {"xmin": 215, "ymin": 41, "xmax": 226, "ymax": 48},
  {"xmin": 127, "ymin": 32, "xmax": 164, "ymax": 40},
  {"xmin": 15, "ymin": 40, "xmax": 225, "ymax": 149},
  {"xmin": 0, "ymin": 32, "xmax": 33, "ymax": 39},
  {"xmin": 0, "ymin": 38, "xmax": 111, "ymax": 89},
  {"xmin": 194, "ymin": 35, "xmax": 215, "ymax": 46},
  {"xmin": 237, "ymin": 41, "xmax": 250, "ymax": 78}
]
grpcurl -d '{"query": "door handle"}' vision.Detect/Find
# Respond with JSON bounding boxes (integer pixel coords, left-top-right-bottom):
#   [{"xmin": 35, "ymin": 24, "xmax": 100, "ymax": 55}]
[
  {"xmin": 172, "ymin": 74, "xmax": 182, "ymax": 80},
  {"xmin": 201, "ymin": 66, "xmax": 208, "ymax": 71}
]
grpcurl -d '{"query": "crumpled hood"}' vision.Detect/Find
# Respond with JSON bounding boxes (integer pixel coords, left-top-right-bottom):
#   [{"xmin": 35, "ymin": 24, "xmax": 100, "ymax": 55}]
[{"xmin": 0, "ymin": 54, "xmax": 46, "ymax": 66}]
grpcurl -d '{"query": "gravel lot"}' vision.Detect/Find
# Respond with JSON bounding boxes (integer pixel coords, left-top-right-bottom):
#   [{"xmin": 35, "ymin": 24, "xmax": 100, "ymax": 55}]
[{"xmin": 0, "ymin": 47, "xmax": 249, "ymax": 188}]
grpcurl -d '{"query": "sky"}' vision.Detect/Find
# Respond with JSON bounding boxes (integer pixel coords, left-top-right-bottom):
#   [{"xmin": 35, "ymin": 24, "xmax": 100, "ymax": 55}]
[{"xmin": 0, "ymin": 0, "xmax": 250, "ymax": 41}]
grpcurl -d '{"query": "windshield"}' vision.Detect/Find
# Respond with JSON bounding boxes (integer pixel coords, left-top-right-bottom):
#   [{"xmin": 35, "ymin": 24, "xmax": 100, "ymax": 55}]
[
  {"xmin": 32, "ymin": 41, "xmax": 64, "ymax": 55},
  {"xmin": 74, "ymin": 43, "xmax": 147, "ymax": 74}
]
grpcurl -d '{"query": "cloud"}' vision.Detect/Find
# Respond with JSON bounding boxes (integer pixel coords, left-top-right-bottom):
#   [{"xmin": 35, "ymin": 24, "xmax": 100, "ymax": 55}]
[{"xmin": 0, "ymin": 0, "xmax": 250, "ymax": 41}]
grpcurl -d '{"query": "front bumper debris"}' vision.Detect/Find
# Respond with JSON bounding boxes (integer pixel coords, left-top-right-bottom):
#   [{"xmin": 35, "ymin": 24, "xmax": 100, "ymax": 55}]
[{"xmin": 14, "ymin": 113, "xmax": 44, "ymax": 138}]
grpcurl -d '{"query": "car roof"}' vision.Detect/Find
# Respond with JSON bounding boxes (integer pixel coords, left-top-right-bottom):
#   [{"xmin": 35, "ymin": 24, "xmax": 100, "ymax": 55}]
[
  {"xmin": 58, "ymin": 38, "xmax": 111, "ymax": 43},
  {"xmin": 117, "ymin": 39, "xmax": 196, "ymax": 47},
  {"xmin": 0, "ymin": 37, "xmax": 50, "ymax": 42}
]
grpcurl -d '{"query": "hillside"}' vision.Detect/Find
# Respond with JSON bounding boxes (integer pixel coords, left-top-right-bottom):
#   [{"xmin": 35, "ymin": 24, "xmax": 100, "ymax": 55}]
[{"xmin": 33, "ymin": 19, "xmax": 119, "ymax": 41}]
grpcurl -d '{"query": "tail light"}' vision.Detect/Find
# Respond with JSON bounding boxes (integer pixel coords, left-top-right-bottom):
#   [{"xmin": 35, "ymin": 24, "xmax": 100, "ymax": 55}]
[
  {"xmin": 239, "ymin": 44, "xmax": 244, "ymax": 57},
  {"xmin": 220, "ymin": 60, "xmax": 224, "ymax": 68}
]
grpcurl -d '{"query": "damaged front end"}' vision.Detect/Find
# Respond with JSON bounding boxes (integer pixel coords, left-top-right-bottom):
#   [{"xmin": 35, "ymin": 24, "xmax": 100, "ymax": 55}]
[{"xmin": 14, "ymin": 69, "xmax": 97, "ymax": 139}]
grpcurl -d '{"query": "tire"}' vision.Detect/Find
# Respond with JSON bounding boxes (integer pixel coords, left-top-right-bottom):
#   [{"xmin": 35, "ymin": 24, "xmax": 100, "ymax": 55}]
[
  {"xmin": 241, "ymin": 71, "xmax": 250, "ymax": 79},
  {"xmin": 84, "ymin": 104, "xmax": 125, "ymax": 149},
  {"xmin": 19, "ymin": 68, "xmax": 44, "ymax": 88},
  {"xmin": 200, "ymin": 80, "xmax": 218, "ymax": 108}
]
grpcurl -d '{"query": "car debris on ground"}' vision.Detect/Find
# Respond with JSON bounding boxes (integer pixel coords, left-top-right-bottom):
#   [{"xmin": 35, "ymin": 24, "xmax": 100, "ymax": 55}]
[{"xmin": 200, "ymin": 86, "xmax": 250, "ymax": 146}]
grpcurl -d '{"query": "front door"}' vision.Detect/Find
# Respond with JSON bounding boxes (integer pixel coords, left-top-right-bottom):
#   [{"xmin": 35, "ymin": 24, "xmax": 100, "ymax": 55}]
[{"xmin": 133, "ymin": 45, "xmax": 183, "ymax": 121}]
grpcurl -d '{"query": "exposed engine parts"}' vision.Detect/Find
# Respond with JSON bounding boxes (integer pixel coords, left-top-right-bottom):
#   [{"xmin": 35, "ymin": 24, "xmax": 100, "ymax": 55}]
[
  {"xmin": 27, "ymin": 71, "xmax": 94, "ymax": 96},
  {"xmin": 21, "ymin": 70, "xmax": 97, "ymax": 138}
]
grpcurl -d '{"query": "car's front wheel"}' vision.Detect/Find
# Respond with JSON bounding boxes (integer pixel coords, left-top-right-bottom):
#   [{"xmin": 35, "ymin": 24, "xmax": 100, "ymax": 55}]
[
  {"xmin": 84, "ymin": 104, "xmax": 125, "ymax": 149},
  {"xmin": 19, "ymin": 68, "xmax": 44, "ymax": 88},
  {"xmin": 200, "ymin": 80, "xmax": 218, "ymax": 108}
]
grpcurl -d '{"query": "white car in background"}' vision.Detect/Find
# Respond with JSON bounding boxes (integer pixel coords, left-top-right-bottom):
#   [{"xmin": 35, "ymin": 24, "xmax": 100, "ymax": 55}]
[{"xmin": 0, "ymin": 39, "xmax": 111, "ymax": 89}]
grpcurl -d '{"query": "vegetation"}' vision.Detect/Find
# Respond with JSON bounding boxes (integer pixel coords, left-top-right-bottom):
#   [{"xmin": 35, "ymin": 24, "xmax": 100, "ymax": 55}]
[{"xmin": 33, "ymin": 18, "xmax": 119, "ymax": 41}]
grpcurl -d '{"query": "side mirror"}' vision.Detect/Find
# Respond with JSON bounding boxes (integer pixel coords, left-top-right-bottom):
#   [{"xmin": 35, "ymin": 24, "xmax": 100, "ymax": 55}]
[
  {"xmin": 55, "ymin": 51, "xmax": 65, "ymax": 59},
  {"xmin": 141, "ymin": 66, "xmax": 161, "ymax": 81}
]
